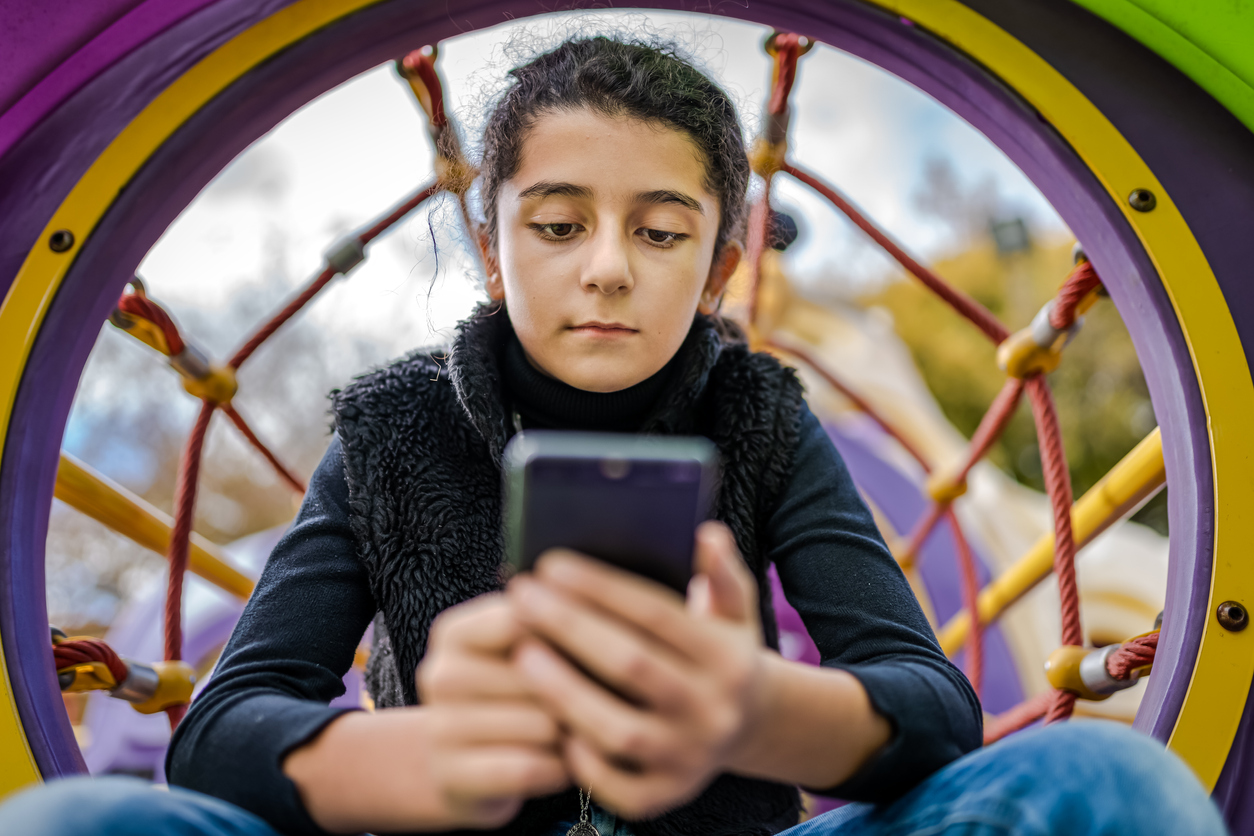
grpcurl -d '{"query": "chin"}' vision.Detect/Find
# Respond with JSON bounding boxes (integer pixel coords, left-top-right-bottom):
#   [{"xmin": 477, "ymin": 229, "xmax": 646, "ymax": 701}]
[{"xmin": 561, "ymin": 363, "xmax": 651, "ymax": 393}]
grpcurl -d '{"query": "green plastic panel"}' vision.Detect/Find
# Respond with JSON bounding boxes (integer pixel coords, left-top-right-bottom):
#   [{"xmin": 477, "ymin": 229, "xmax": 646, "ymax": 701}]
[{"xmin": 1070, "ymin": 0, "xmax": 1254, "ymax": 134}]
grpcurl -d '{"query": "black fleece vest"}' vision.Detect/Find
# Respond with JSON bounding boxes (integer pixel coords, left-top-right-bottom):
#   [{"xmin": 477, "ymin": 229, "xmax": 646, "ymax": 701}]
[{"xmin": 332, "ymin": 304, "xmax": 806, "ymax": 836}]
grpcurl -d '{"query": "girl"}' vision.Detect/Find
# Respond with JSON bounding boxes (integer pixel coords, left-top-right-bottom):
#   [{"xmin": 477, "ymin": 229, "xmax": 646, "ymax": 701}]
[{"xmin": 3, "ymin": 34, "xmax": 1224, "ymax": 836}]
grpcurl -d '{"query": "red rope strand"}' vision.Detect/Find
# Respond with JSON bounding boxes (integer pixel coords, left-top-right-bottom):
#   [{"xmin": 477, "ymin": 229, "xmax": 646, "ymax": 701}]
[
  {"xmin": 955, "ymin": 378, "xmax": 1025, "ymax": 485},
  {"xmin": 53, "ymin": 638, "xmax": 129, "ymax": 685},
  {"xmin": 984, "ymin": 690, "xmax": 1054, "ymax": 744},
  {"xmin": 221, "ymin": 404, "xmax": 305, "ymax": 493},
  {"xmin": 357, "ymin": 180, "xmax": 441, "ymax": 245},
  {"xmin": 948, "ymin": 509, "xmax": 983, "ymax": 698},
  {"xmin": 1049, "ymin": 260, "xmax": 1101, "ymax": 332},
  {"xmin": 230, "ymin": 181, "xmax": 439, "ymax": 369},
  {"xmin": 116, "ymin": 290, "xmax": 186, "ymax": 355},
  {"xmin": 766, "ymin": 339, "xmax": 931, "ymax": 471},
  {"xmin": 1025, "ymin": 376, "xmax": 1082, "ymax": 724},
  {"xmin": 163, "ymin": 400, "xmax": 215, "ymax": 729},
  {"xmin": 1107, "ymin": 633, "xmax": 1158, "ymax": 680},
  {"xmin": 781, "ymin": 162, "xmax": 1010, "ymax": 345},
  {"xmin": 767, "ymin": 34, "xmax": 804, "ymax": 117}
]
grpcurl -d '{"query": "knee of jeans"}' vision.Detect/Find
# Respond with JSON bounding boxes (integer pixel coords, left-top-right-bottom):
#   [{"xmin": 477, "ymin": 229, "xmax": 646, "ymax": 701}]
[
  {"xmin": 1010, "ymin": 721, "xmax": 1222, "ymax": 825},
  {"xmin": 0, "ymin": 775, "xmax": 174, "ymax": 833}
]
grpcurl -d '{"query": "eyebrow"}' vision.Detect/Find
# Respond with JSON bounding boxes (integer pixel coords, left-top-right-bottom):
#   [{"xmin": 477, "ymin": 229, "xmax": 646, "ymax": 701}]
[
  {"xmin": 636, "ymin": 189, "xmax": 704, "ymax": 215},
  {"xmin": 517, "ymin": 182, "xmax": 704, "ymax": 215},
  {"xmin": 517, "ymin": 181, "xmax": 593, "ymax": 201}
]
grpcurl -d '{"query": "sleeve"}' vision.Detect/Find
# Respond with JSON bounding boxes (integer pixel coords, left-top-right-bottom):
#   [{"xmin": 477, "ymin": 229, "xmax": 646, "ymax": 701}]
[
  {"xmin": 166, "ymin": 435, "xmax": 377, "ymax": 835},
  {"xmin": 766, "ymin": 403, "xmax": 983, "ymax": 802}
]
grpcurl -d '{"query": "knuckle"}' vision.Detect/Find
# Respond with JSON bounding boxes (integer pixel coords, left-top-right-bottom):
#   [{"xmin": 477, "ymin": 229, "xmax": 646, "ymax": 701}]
[
  {"xmin": 415, "ymin": 655, "xmax": 453, "ymax": 700},
  {"xmin": 608, "ymin": 725, "xmax": 655, "ymax": 762},
  {"xmin": 620, "ymin": 649, "xmax": 654, "ymax": 684}
]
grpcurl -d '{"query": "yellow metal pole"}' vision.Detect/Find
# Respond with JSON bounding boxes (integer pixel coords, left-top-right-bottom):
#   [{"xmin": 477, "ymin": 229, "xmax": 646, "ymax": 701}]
[
  {"xmin": 56, "ymin": 452, "xmax": 370, "ymax": 670},
  {"xmin": 937, "ymin": 427, "xmax": 1165, "ymax": 655},
  {"xmin": 54, "ymin": 452, "xmax": 254, "ymax": 601}
]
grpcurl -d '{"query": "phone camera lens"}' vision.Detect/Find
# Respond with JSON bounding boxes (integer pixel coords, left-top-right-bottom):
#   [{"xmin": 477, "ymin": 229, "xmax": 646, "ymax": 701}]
[{"xmin": 600, "ymin": 458, "xmax": 631, "ymax": 480}]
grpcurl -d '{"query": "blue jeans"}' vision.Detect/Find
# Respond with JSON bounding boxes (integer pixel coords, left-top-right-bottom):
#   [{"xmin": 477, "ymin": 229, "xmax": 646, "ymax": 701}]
[{"xmin": 0, "ymin": 721, "xmax": 1226, "ymax": 835}]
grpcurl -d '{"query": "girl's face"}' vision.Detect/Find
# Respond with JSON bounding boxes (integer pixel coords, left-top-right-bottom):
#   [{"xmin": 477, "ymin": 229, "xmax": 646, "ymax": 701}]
[{"xmin": 486, "ymin": 108, "xmax": 740, "ymax": 393}]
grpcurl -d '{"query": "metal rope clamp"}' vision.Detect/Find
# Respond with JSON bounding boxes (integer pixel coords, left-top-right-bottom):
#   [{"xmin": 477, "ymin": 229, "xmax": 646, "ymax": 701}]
[
  {"xmin": 996, "ymin": 299, "xmax": 1082, "ymax": 379},
  {"xmin": 1045, "ymin": 644, "xmax": 1143, "ymax": 701}
]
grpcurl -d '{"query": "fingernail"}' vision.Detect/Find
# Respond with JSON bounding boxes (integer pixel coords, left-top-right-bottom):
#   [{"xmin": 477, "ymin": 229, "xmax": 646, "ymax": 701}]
[{"xmin": 536, "ymin": 551, "xmax": 580, "ymax": 582}]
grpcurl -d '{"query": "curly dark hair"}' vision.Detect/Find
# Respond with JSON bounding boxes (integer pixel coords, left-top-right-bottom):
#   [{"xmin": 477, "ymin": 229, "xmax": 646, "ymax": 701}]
[{"xmin": 477, "ymin": 36, "xmax": 749, "ymax": 255}]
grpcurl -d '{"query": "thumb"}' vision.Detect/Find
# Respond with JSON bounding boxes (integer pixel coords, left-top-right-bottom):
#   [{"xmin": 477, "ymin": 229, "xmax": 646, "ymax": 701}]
[{"xmin": 692, "ymin": 521, "xmax": 759, "ymax": 625}]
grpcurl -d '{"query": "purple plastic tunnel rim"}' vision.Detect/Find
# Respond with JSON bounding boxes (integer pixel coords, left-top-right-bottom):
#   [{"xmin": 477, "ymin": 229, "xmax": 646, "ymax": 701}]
[{"xmin": 0, "ymin": 0, "xmax": 1231, "ymax": 804}]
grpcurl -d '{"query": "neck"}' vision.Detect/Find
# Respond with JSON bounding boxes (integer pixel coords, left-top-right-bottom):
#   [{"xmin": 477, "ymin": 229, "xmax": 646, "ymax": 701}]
[{"xmin": 501, "ymin": 332, "xmax": 685, "ymax": 433}]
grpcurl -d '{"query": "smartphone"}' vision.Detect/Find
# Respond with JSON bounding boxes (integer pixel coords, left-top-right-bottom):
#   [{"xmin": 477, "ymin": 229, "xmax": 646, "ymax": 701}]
[{"xmin": 503, "ymin": 431, "xmax": 720, "ymax": 593}]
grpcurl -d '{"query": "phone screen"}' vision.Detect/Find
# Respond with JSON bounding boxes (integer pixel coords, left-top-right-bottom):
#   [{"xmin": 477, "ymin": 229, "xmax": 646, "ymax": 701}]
[{"xmin": 504, "ymin": 432, "xmax": 719, "ymax": 593}]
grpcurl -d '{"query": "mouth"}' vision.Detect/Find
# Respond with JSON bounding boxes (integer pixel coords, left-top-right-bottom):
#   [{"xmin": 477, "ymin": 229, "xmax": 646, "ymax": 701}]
[{"xmin": 568, "ymin": 321, "xmax": 637, "ymax": 335}]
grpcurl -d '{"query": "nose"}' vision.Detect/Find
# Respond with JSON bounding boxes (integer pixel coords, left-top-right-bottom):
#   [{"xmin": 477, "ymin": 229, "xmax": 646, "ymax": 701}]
[{"xmin": 580, "ymin": 227, "xmax": 634, "ymax": 295}]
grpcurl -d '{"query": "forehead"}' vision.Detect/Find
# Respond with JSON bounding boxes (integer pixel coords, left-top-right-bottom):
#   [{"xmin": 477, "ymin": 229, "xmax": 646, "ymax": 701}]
[{"xmin": 510, "ymin": 108, "xmax": 714, "ymax": 204}]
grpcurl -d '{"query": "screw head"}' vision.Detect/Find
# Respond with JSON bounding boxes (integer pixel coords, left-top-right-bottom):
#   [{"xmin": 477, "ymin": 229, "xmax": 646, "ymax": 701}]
[
  {"xmin": 1217, "ymin": 601, "xmax": 1248, "ymax": 632},
  {"xmin": 1128, "ymin": 189, "xmax": 1157, "ymax": 212},
  {"xmin": 48, "ymin": 229, "xmax": 75, "ymax": 252}
]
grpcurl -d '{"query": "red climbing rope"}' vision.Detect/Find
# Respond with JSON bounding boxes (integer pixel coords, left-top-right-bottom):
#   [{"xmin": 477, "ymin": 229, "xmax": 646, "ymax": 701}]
[
  {"xmin": 94, "ymin": 114, "xmax": 446, "ymax": 730},
  {"xmin": 230, "ymin": 181, "xmax": 438, "ymax": 370},
  {"xmin": 162, "ymin": 399, "xmax": 214, "ymax": 728},
  {"xmin": 221, "ymin": 405, "xmax": 306, "ymax": 493},
  {"xmin": 1107, "ymin": 632, "xmax": 1158, "ymax": 680},
  {"xmin": 984, "ymin": 690, "xmax": 1054, "ymax": 744},
  {"xmin": 1050, "ymin": 260, "xmax": 1101, "ymax": 332},
  {"xmin": 948, "ymin": 508, "xmax": 983, "ymax": 697},
  {"xmin": 899, "ymin": 378, "xmax": 1024, "ymax": 568},
  {"xmin": 1026, "ymin": 376, "xmax": 1082, "ymax": 724},
  {"xmin": 115, "ymin": 285, "xmax": 187, "ymax": 355},
  {"xmin": 53, "ymin": 637, "xmax": 129, "ymax": 685},
  {"xmin": 765, "ymin": 338, "xmax": 932, "ymax": 471},
  {"xmin": 780, "ymin": 162, "xmax": 1010, "ymax": 345}
]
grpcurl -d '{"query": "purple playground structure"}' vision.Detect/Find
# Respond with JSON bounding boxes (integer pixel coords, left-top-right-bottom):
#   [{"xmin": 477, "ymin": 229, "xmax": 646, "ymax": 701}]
[{"xmin": 1, "ymin": 0, "xmax": 1253, "ymax": 832}]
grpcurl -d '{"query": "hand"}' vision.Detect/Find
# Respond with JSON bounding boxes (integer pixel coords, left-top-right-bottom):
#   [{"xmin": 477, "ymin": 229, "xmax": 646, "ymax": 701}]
[
  {"xmin": 505, "ymin": 521, "xmax": 770, "ymax": 819},
  {"xmin": 285, "ymin": 594, "xmax": 570, "ymax": 833}
]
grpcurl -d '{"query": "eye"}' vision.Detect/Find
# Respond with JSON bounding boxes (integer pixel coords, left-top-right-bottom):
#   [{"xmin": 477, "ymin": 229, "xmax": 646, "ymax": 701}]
[
  {"xmin": 641, "ymin": 228, "xmax": 686, "ymax": 248},
  {"xmin": 530, "ymin": 222, "xmax": 579, "ymax": 240}
]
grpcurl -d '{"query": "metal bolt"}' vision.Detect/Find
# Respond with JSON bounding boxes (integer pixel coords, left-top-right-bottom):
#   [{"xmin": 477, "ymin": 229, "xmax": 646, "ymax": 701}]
[
  {"xmin": 1217, "ymin": 601, "xmax": 1248, "ymax": 632},
  {"xmin": 48, "ymin": 230, "xmax": 75, "ymax": 252},
  {"xmin": 1128, "ymin": 189, "xmax": 1157, "ymax": 212}
]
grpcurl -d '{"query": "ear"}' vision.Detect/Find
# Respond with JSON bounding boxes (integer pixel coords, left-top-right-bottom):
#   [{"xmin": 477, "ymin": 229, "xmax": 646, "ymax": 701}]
[
  {"xmin": 698, "ymin": 241, "xmax": 742, "ymax": 315},
  {"xmin": 477, "ymin": 228, "xmax": 505, "ymax": 301}
]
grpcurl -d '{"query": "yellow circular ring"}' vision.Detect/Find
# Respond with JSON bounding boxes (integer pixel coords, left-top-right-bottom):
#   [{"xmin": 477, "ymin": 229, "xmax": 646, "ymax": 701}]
[{"xmin": 0, "ymin": 0, "xmax": 1250, "ymax": 796}]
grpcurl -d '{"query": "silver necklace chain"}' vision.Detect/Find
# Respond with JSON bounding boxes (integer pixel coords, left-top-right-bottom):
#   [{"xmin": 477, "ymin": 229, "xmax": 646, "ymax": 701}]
[{"xmin": 565, "ymin": 787, "xmax": 601, "ymax": 836}]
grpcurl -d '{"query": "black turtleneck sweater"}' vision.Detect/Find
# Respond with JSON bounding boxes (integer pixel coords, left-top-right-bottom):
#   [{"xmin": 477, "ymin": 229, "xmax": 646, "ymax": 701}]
[
  {"xmin": 501, "ymin": 332, "xmax": 684, "ymax": 433},
  {"xmin": 167, "ymin": 329, "xmax": 981, "ymax": 834}
]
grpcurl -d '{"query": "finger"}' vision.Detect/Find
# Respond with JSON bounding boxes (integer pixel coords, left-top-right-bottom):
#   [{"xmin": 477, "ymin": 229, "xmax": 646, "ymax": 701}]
[
  {"xmin": 427, "ymin": 592, "xmax": 524, "ymax": 656},
  {"xmin": 441, "ymin": 747, "xmax": 570, "ymax": 825},
  {"xmin": 508, "ymin": 577, "xmax": 694, "ymax": 711},
  {"xmin": 418, "ymin": 652, "xmax": 535, "ymax": 704},
  {"xmin": 693, "ymin": 522, "xmax": 758, "ymax": 625},
  {"xmin": 686, "ymin": 574, "xmax": 712, "ymax": 616},
  {"xmin": 564, "ymin": 735, "xmax": 702, "ymax": 821},
  {"xmin": 426, "ymin": 703, "xmax": 562, "ymax": 748},
  {"xmin": 514, "ymin": 639, "xmax": 679, "ymax": 767},
  {"xmin": 525, "ymin": 552, "xmax": 724, "ymax": 663}
]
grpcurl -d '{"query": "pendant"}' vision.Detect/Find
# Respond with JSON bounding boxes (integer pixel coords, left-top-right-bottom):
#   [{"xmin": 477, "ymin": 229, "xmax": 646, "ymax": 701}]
[{"xmin": 566, "ymin": 788, "xmax": 601, "ymax": 836}]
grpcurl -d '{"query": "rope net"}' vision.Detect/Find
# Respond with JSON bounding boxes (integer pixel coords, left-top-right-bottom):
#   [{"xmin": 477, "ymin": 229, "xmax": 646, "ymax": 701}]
[
  {"xmin": 57, "ymin": 34, "xmax": 1157, "ymax": 742},
  {"xmin": 744, "ymin": 33, "xmax": 1157, "ymax": 739}
]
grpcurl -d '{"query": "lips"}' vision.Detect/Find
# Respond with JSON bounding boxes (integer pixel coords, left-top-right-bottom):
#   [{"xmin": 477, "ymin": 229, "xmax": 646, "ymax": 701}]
[{"xmin": 569, "ymin": 321, "xmax": 637, "ymax": 333}]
